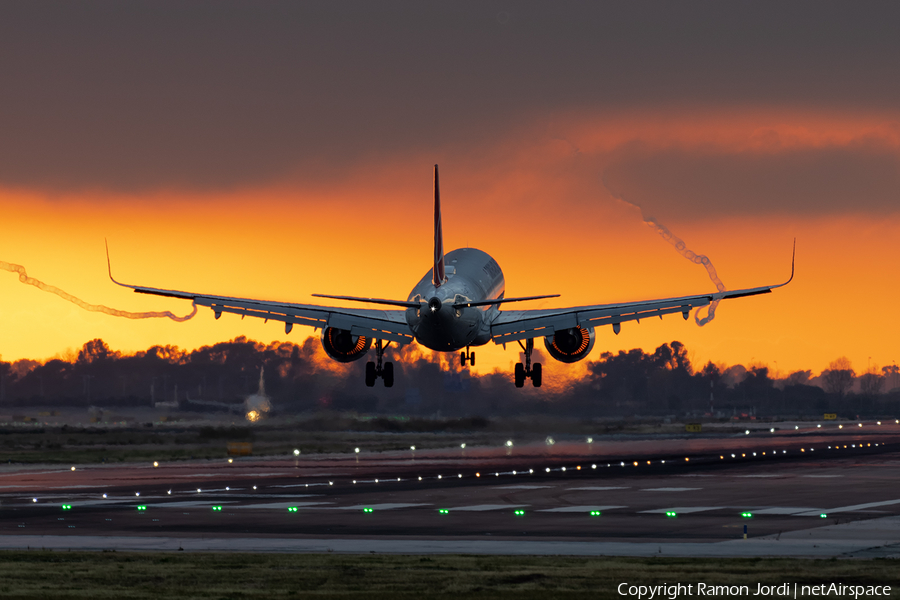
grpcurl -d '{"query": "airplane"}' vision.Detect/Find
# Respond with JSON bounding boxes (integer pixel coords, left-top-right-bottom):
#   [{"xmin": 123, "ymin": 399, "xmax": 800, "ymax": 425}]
[{"xmin": 108, "ymin": 165, "xmax": 794, "ymax": 389}]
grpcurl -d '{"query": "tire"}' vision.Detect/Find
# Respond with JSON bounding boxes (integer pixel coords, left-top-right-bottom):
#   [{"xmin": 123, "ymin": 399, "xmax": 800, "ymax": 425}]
[
  {"xmin": 383, "ymin": 362, "xmax": 394, "ymax": 388},
  {"xmin": 514, "ymin": 362, "xmax": 525, "ymax": 388},
  {"xmin": 460, "ymin": 352, "xmax": 466, "ymax": 367},
  {"xmin": 531, "ymin": 362, "xmax": 542, "ymax": 388},
  {"xmin": 470, "ymin": 352, "xmax": 475, "ymax": 366},
  {"xmin": 365, "ymin": 362, "xmax": 376, "ymax": 387}
]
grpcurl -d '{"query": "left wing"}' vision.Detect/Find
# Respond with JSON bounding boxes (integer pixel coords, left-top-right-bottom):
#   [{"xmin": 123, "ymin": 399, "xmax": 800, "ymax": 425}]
[
  {"xmin": 107, "ymin": 262, "xmax": 413, "ymax": 345},
  {"xmin": 491, "ymin": 246, "xmax": 794, "ymax": 345}
]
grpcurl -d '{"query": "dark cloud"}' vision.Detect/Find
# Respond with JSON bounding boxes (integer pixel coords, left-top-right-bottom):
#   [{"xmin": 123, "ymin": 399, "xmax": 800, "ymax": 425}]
[
  {"xmin": 602, "ymin": 135, "xmax": 900, "ymax": 219},
  {"xmin": 2, "ymin": 1, "xmax": 900, "ymax": 192}
]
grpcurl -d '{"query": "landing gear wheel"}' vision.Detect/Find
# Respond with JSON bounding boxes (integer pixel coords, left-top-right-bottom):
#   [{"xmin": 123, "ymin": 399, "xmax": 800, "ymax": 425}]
[
  {"xmin": 514, "ymin": 362, "xmax": 525, "ymax": 388},
  {"xmin": 460, "ymin": 352, "xmax": 467, "ymax": 367},
  {"xmin": 383, "ymin": 362, "xmax": 394, "ymax": 388},
  {"xmin": 531, "ymin": 362, "xmax": 542, "ymax": 387},
  {"xmin": 365, "ymin": 362, "xmax": 376, "ymax": 387},
  {"xmin": 469, "ymin": 352, "xmax": 475, "ymax": 366}
]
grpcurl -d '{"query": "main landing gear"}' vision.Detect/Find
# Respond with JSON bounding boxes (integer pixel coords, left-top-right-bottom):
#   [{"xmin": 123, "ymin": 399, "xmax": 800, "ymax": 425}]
[
  {"xmin": 365, "ymin": 339, "xmax": 394, "ymax": 388},
  {"xmin": 460, "ymin": 347, "xmax": 475, "ymax": 367},
  {"xmin": 514, "ymin": 338, "xmax": 542, "ymax": 388}
]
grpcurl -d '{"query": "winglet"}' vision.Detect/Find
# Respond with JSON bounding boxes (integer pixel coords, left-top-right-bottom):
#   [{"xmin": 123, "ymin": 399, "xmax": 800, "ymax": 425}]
[
  {"xmin": 105, "ymin": 238, "xmax": 127, "ymax": 288},
  {"xmin": 432, "ymin": 164, "xmax": 445, "ymax": 288}
]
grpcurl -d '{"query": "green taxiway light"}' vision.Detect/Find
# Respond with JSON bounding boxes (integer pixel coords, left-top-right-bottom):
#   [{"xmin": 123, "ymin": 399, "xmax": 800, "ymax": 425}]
[
  {"xmin": 439, "ymin": 509, "xmax": 449, "ymax": 515},
  {"xmin": 137, "ymin": 505, "xmax": 147, "ymax": 512},
  {"xmin": 212, "ymin": 506, "xmax": 223, "ymax": 512},
  {"xmin": 288, "ymin": 506, "xmax": 299, "ymax": 513},
  {"xmin": 666, "ymin": 511, "xmax": 677, "ymax": 518},
  {"xmin": 61, "ymin": 504, "xmax": 72, "ymax": 511},
  {"xmin": 363, "ymin": 508, "xmax": 374, "ymax": 513},
  {"xmin": 820, "ymin": 513, "xmax": 828, "ymax": 518},
  {"xmin": 590, "ymin": 511, "xmax": 602, "ymax": 517},
  {"xmin": 514, "ymin": 510, "xmax": 525, "ymax": 516},
  {"xmin": 741, "ymin": 512, "xmax": 753, "ymax": 518}
]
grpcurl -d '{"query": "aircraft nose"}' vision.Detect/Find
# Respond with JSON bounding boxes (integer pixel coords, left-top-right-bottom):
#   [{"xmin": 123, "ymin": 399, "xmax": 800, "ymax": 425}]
[{"xmin": 427, "ymin": 297, "xmax": 442, "ymax": 313}]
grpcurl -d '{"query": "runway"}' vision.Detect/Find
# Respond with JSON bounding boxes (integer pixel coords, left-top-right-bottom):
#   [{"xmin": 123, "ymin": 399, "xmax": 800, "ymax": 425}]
[{"xmin": 2, "ymin": 420, "xmax": 900, "ymax": 557}]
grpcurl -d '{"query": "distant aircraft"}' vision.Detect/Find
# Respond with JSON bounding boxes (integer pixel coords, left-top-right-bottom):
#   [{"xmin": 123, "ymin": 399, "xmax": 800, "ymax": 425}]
[{"xmin": 108, "ymin": 165, "xmax": 793, "ymax": 388}]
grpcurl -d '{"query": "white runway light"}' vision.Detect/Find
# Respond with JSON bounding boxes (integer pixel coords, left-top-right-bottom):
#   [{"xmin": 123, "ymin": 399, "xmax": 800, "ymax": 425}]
[
  {"xmin": 153, "ymin": 461, "xmax": 159, "ymax": 467},
  {"xmin": 71, "ymin": 466, "xmax": 76, "ymax": 471},
  {"xmin": 102, "ymin": 494, "xmax": 107, "ymax": 499},
  {"xmin": 293, "ymin": 449, "xmax": 300, "ymax": 456}
]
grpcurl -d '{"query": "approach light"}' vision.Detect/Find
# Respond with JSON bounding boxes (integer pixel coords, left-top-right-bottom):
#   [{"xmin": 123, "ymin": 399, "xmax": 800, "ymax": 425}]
[
  {"xmin": 437, "ymin": 475, "xmax": 441, "ymax": 480},
  {"xmin": 167, "ymin": 490, "xmax": 172, "ymax": 495},
  {"xmin": 32, "ymin": 498, "xmax": 37, "ymax": 503},
  {"xmin": 546, "ymin": 437, "xmax": 555, "ymax": 446},
  {"xmin": 795, "ymin": 426, "xmax": 799, "ymax": 430},
  {"xmin": 410, "ymin": 446, "xmax": 416, "ymax": 451},
  {"xmin": 135, "ymin": 492, "xmax": 140, "ymax": 497},
  {"xmin": 839, "ymin": 425, "xmax": 843, "ymax": 429},
  {"xmin": 545, "ymin": 468, "xmax": 551, "ymax": 473},
  {"xmin": 375, "ymin": 478, "xmax": 379, "ymax": 483},
  {"xmin": 770, "ymin": 428, "xmax": 775, "ymax": 433},
  {"xmin": 227, "ymin": 458, "xmax": 233, "ymax": 464},
  {"xmin": 858, "ymin": 423, "xmax": 863, "ymax": 427},
  {"xmin": 293, "ymin": 449, "xmax": 300, "ymax": 456},
  {"xmin": 197, "ymin": 489, "xmax": 202, "ymax": 493},
  {"xmin": 505, "ymin": 440, "xmax": 514, "ymax": 447},
  {"xmin": 71, "ymin": 466, "xmax": 76, "ymax": 471},
  {"xmin": 460, "ymin": 443, "xmax": 466, "ymax": 449},
  {"xmin": 817, "ymin": 424, "xmax": 821, "ymax": 428},
  {"xmin": 587, "ymin": 437, "xmax": 593, "ymax": 444},
  {"xmin": 252, "ymin": 486, "xmax": 257, "ymax": 490},
  {"xmin": 476, "ymin": 473, "xmax": 480, "ymax": 477},
  {"xmin": 562, "ymin": 466, "xmax": 567, "ymax": 472},
  {"xmin": 153, "ymin": 461, "xmax": 159, "ymax": 467},
  {"xmin": 418, "ymin": 476, "xmax": 422, "ymax": 481},
  {"xmin": 592, "ymin": 464, "xmax": 597, "ymax": 469},
  {"xmin": 226, "ymin": 487, "xmax": 230, "ymax": 491},
  {"xmin": 102, "ymin": 494, "xmax": 107, "ymax": 499},
  {"xmin": 354, "ymin": 447, "xmax": 360, "ymax": 453},
  {"xmin": 745, "ymin": 430, "xmax": 750, "ymax": 435}
]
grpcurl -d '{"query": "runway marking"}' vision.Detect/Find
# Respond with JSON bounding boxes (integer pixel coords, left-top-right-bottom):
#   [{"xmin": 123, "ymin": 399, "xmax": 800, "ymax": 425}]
[
  {"xmin": 733, "ymin": 475, "xmax": 781, "ymax": 478},
  {"xmin": 334, "ymin": 503, "xmax": 432, "ymax": 511},
  {"xmin": 641, "ymin": 488, "xmax": 701, "ymax": 492},
  {"xmin": 537, "ymin": 505, "xmax": 626, "ymax": 513},
  {"xmin": 752, "ymin": 507, "xmax": 823, "ymax": 515},
  {"xmin": 147, "ymin": 501, "xmax": 239, "ymax": 508},
  {"xmin": 447, "ymin": 504, "xmax": 528, "ymax": 512},
  {"xmin": 237, "ymin": 502, "xmax": 334, "ymax": 510},
  {"xmin": 801, "ymin": 475, "xmax": 840, "ymax": 478},
  {"xmin": 566, "ymin": 486, "xmax": 629, "ymax": 491},
  {"xmin": 794, "ymin": 499, "xmax": 900, "ymax": 516},
  {"xmin": 639, "ymin": 506, "xmax": 724, "ymax": 514},
  {"xmin": 492, "ymin": 485, "xmax": 554, "ymax": 490}
]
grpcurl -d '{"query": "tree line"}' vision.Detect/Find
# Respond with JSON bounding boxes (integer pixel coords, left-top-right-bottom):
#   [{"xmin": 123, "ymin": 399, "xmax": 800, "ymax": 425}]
[{"xmin": 1, "ymin": 337, "xmax": 897, "ymax": 418}]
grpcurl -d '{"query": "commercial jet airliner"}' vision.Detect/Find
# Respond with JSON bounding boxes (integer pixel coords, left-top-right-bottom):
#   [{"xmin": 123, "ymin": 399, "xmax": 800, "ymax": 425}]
[{"xmin": 108, "ymin": 165, "xmax": 793, "ymax": 388}]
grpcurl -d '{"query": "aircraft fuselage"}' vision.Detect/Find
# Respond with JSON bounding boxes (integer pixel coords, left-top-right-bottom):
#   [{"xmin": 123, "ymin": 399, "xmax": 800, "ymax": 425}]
[{"xmin": 405, "ymin": 247, "xmax": 504, "ymax": 351}]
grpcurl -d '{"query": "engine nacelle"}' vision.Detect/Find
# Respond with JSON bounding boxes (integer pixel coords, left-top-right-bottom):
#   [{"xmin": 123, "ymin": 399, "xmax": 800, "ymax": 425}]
[
  {"xmin": 320, "ymin": 327, "xmax": 372, "ymax": 363},
  {"xmin": 543, "ymin": 327, "xmax": 595, "ymax": 363}
]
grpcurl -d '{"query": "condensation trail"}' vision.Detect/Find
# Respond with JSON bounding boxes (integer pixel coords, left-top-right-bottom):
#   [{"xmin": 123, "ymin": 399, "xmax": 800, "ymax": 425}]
[
  {"xmin": 602, "ymin": 177, "xmax": 726, "ymax": 326},
  {"xmin": 641, "ymin": 217, "xmax": 725, "ymax": 326},
  {"xmin": 1, "ymin": 260, "xmax": 197, "ymax": 322}
]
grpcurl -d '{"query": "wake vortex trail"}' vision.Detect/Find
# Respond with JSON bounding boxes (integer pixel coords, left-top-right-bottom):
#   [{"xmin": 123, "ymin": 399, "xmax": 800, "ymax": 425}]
[
  {"xmin": 602, "ymin": 178, "xmax": 725, "ymax": 326},
  {"xmin": 1, "ymin": 260, "xmax": 197, "ymax": 322}
]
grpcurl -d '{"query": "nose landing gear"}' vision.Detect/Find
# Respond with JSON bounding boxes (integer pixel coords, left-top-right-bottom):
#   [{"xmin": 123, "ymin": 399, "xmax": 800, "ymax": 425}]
[
  {"xmin": 365, "ymin": 339, "xmax": 394, "ymax": 387},
  {"xmin": 460, "ymin": 347, "xmax": 475, "ymax": 367},
  {"xmin": 514, "ymin": 338, "xmax": 542, "ymax": 388}
]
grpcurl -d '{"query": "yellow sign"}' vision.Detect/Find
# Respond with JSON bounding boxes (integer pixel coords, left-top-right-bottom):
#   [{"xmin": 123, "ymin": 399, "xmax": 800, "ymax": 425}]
[
  {"xmin": 227, "ymin": 442, "xmax": 253, "ymax": 456},
  {"xmin": 824, "ymin": 413, "xmax": 837, "ymax": 420},
  {"xmin": 685, "ymin": 423, "xmax": 702, "ymax": 433}
]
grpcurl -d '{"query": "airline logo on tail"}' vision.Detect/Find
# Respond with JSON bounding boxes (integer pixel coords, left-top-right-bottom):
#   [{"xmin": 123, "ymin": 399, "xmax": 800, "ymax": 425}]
[{"xmin": 432, "ymin": 164, "xmax": 445, "ymax": 287}]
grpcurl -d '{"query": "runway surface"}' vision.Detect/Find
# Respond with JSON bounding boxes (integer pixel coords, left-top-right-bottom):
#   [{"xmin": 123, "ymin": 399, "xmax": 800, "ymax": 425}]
[{"xmin": 2, "ymin": 420, "xmax": 900, "ymax": 557}]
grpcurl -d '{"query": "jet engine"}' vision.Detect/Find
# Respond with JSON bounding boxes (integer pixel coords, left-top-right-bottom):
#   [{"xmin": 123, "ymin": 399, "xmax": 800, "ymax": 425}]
[
  {"xmin": 320, "ymin": 327, "xmax": 372, "ymax": 363},
  {"xmin": 543, "ymin": 327, "xmax": 595, "ymax": 363}
]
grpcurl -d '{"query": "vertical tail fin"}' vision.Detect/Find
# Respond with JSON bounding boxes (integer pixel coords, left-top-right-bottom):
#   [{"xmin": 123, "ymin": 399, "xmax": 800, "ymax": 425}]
[{"xmin": 432, "ymin": 164, "xmax": 445, "ymax": 287}]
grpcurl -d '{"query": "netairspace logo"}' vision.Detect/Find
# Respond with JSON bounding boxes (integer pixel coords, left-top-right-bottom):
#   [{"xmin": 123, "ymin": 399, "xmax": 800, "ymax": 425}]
[{"xmin": 618, "ymin": 583, "xmax": 892, "ymax": 599}]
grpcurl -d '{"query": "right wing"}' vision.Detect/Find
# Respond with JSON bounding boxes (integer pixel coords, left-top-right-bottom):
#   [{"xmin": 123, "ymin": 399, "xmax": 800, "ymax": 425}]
[{"xmin": 107, "ymin": 261, "xmax": 413, "ymax": 345}]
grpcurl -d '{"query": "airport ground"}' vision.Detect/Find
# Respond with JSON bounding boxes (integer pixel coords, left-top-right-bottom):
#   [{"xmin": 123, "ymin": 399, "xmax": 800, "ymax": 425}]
[{"xmin": 1, "ymin": 415, "xmax": 900, "ymax": 597}]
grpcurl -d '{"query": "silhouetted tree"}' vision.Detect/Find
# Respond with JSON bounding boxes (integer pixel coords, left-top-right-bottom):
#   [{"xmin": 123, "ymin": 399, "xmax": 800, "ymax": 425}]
[{"xmin": 822, "ymin": 357, "xmax": 855, "ymax": 399}]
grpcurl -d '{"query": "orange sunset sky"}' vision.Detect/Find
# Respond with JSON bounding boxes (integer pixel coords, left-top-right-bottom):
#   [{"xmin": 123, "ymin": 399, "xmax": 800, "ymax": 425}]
[{"xmin": 1, "ymin": 2, "xmax": 899, "ymax": 382}]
